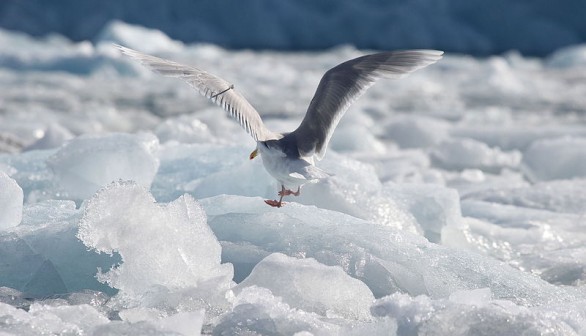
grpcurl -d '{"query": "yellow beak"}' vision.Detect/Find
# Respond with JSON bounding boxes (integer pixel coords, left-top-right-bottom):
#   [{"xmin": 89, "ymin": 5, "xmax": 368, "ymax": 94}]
[{"xmin": 249, "ymin": 148, "xmax": 258, "ymax": 160}]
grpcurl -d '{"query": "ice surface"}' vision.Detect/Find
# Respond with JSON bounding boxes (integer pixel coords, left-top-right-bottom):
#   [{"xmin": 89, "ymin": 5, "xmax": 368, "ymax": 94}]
[
  {"xmin": 455, "ymin": 200, "xmax": 586, "ymax": 286},
  {"xmin": 118, "ymin": 309, "xmax": 205, "ymax": 336},
  {"xmin": 0, "ymin": 299, "xmax": 205, "ymax": 336},
  {"xmin": 153, "ymin": 142, "xmax": 425, "ymax": 234},
  {"xmin": 383, "ymin": 115, "xmax": 450, "ymax": 149},
  {"xmin": 215, "ymin": 286, "xmax": 345, "ymax": 336},
  {"xmin": 152, "ymin": 143, "xmax": 274, "ymax": 203},
  {"xmin": 371, "ymin": 289, "xmax": 586, "ymax": 335},
  {"xmin": 522, "ymin": 136, "xmax": 586, "ymax": 181},
  {"xmin": 382, "ymin": 182, "xmax": 462, "ymax": 243},
  {"xmin": 0, "ymin": 301, "xmax": 109, "ymax": 335},
  {"xmin": 78, "ymin": 181, "xmax": 233, "ymax": 301},
  {"xmin": 202, "ymin": 195, "xmax": 584, "ymax": 306},
  {"xmin": 236, "ymin": 253, "xmax": 374, "ymax": 320},
  {"xmin": 431, "ymin": 138, "xmax": 521, "ymax": 173},
  {"xmin": 47, "ymin": 133, "xmax": 160, "ymax": 200},
  {"xmin": 468, "ymin": 179, "xmax": 586, "ymax": 214},
  {"xmin": 0, "ymin": 199, "xmax": 117, "ymax": 296},
  {"xmin": 0, "ymin": 171, "xmax": 23, "ymax": 229},
  {"xmin": 23, "ymin": 123, "xmax": 73, "ymax": 151},
  {"xmin": 1, "ymin": 25, "xmax": 586, "ymax": 335},
  {"xmin": 216, "ymin": 286, "xmax": 397, "ymax": 336}
]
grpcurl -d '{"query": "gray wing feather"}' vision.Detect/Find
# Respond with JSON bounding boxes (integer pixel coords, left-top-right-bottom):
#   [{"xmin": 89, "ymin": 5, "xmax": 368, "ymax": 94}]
[
  {"xmin": 116, "ymin": 45, "xmax": 277, "ymax": 142},
  {"xmin": 293, "ymin": 50, "xmax": 443, "ymax": 160}
]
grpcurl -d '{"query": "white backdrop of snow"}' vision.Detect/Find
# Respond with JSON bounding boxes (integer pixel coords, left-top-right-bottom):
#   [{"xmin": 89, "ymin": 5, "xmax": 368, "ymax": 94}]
[{"xmin": 0, "ymin": 22, "xmax": 586, "ymax": 335}]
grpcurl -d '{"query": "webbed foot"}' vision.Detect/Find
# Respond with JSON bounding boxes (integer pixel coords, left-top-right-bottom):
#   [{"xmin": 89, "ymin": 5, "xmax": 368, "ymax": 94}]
[{"xmin": 264, "ymin": 199, "xmax": 284, "ymax": 207}]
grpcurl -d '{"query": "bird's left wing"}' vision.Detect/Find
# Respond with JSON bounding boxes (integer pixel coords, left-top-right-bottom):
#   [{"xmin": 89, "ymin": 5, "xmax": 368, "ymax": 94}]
[
  {"xmin": 117, "ymin": 45, "xmax": 277, "ymax": 142},
  {"xmin": 292, "ymin": 50, "xmax": 443, "ymax": 160}
]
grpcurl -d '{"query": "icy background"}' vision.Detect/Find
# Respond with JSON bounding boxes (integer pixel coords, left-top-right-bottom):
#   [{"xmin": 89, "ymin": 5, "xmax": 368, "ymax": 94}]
[
  {"xmin": 1, "ymin": 21, "xmax": 586, "ymax": 335},
  {"xmin": 1, "ymin": 0, "xmax": 586, "ymax": 56}
]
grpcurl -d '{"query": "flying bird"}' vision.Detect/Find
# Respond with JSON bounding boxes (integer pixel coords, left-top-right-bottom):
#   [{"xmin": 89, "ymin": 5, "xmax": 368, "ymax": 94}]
[{"xmin": 118, "ymin": 45, "xmax": 443, "ymax": 207}]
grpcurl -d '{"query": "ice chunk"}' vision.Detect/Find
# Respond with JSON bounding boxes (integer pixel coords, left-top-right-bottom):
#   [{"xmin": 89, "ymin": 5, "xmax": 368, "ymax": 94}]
[
  {"xmin": 329, "ymin": 125, "xmax": 386, "ymax": 154},
  {"xmin": 451, "ymin": 125, "xmax": 586, "ymax": 152},
  {"xmin": 448, "ymin": 287, "xmax": 492, "ymax": 305},
  {"xmin": 382, "ymin": 182, "xmax": 462, "ymax": 243},
  {"xmin": 23, "ymin": 123, "xmax": 73, "ymax": 151},
  {"xmin": 0, "ymin": 200, "xmax": 118, "ymax": 296},
  {"xmin": 119, "ymin": 308, "xmax": 204, "ymax": 336},
  {"xmin": 21, "ymin": 259, "xmax": 68, "ymax": 297},
  {"xmin": 155, "ymin": 115, "xmax": 217, "ymax": 144},
  {"xmin": 0, "ymin": 301, "xmax": 109, "ymax": 335},
  {"xmin": 47, "ymin": 133, "xmax": 160, "ymax": 200},
  {"xmin": 367, "ymin": 149, "xmax": 435, "ymax": 184},
  {"xmin": 547, "ymin": 44, "xmax": 586, "ymax": 68},
  {"xmin": 236, "ymin": 253, "xmax": 374, "ymax": 320},
  {"xmin": 296, "ymin": 152, "xmax": 420, "ymax": 232},
  {"xmin": 0, "ymin": 162, "xmax": 17, "ymax": 176},
  {"xmin": 523, "ymin": 136, "xmax": 586, "ymax": 181},
  {"xmin": 0, "ymin": 131, "xmax": 25, "ymax": 153},
  {"xmin": 158, "ymin": 311, "xmax": 205, "ymax": 336},
  {"xmin": 443, "ymin": 168, "xmax": 529, "ymax": 198},
  {"xmin": 466, "ymin": 179, "xmax": 586, "ymax": 214},
  {"xmin": 0, "ymin": 171, "xmax": 23, "ymax": 229},
  {"xmin": 0, "ymin": 287, "xmax": 29, "ymax": 310},
  {"xmin": 93, "ymin": 321, "xmax": 188, "ymax": 335},
  {"xmin": 482, "ymin": 57, "xmax": 526, "ymax": 95},
  {"xmin": 0, "ymin": 148, "xmax": 57, "ymax": 203},
  {"xmin": 456, "ymin": 200, "xmax": 586, "ymax": 286},
  {"xmin": 155, "ymin": 143, "xmax": 418, "ymax": 232},
  {"xmin": 383, "ymin": 115, "xmax": 450, "ymax": 149},
  {"xmin": 152, "ymin": 143, "xmax": 272, "ymax": 203},
  {"xmin": 201, "ymin": 195, "xmax": 584, "ymax": 306},
  {"xmin": 431, "ymin": 138, "xmax": 521, "ymax": 172},
  {"xmin": 0, "ymin": 27, "xmax": 98, "ymax": 74},
  {"xmin": 64, "ymin": 290, "xmax": 110, "ymax": 308},
  {"xmin": 29, "ymin": 303, "xmax": 110, "ymax": 333},
  {"xmin": 78, "ymin": 181, "xmax": 233, "ymax": 301},
  {"xmin": 215, "ymin": 286, "xmax": 389, "ymax": 336},
  {"xmin": 20, "ymin": 200, "xmax": 118, "ymax": 294},
  {"xmin": 371, "ymin": 291, "xmax": 584, "ymax": 335},
  {"xmin": 96, "ymin": 20, "xmax": 184, "ymax": 53},
  {"xmin": 0, "ymin": 233, "xmax": 46, "ymax": 293}
]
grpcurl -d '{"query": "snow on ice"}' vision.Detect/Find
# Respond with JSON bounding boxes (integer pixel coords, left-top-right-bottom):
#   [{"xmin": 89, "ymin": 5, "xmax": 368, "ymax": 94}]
[{"xmin": 1, "ymin": 22, "xmax": 586, "ymax": 335}]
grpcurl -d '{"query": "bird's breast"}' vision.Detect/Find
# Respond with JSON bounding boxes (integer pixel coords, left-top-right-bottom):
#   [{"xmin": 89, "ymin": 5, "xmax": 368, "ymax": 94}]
[{"xmin": 258, "ymin": 145, "xmax": 313, "ymax": 188}]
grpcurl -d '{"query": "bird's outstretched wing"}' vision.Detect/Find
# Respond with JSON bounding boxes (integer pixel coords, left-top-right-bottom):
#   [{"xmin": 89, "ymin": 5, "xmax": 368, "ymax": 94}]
[
  {"xmin": 117, "ymin": 45, "xmax": 277, "ymax": 142},
  {"xmin": 292, "ymin": 50, "xmax": 443, "ymax": 160}
]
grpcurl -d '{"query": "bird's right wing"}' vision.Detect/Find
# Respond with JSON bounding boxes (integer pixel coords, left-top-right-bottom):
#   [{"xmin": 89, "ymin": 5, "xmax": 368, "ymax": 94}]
[
  {"xmin": 117, "ymin": 45, "xmax": 278, "ymax": 142},
  {"xmin": 292, "ymin": 50, "xmax": 443, "ymax": 160}
]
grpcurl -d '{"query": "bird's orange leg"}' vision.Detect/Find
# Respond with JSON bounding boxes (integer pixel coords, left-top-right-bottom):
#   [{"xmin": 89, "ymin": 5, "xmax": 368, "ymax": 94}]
[
  {"xmin": 265, "ymin": 185, "xmax": 287, "ymax": 207},
  {"xmin": 279, "ymin": 186, "xmax": 301, "ymax": 196}
]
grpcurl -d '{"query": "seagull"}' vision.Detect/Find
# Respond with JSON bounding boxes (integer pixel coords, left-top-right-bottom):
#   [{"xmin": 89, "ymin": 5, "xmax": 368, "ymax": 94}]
[{"xmin": 118, "ymin": 45, "xmax": 443, "ymax": 207}]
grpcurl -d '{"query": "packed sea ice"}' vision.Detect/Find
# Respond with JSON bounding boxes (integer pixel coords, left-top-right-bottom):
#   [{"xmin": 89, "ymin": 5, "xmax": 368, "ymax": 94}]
[{"xmin": 0, "ymin": 21, "xmax": 586, "ymax": 335}]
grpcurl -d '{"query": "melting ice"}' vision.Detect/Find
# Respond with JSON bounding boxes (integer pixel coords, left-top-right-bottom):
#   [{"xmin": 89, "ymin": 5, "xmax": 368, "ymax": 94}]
[{"xmin": 1, "ymin": 22, "xmax": 586, "ymax": 335}]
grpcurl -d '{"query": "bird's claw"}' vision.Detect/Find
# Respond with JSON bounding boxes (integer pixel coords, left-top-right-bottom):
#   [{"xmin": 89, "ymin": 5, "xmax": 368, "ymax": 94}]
[{"xmin": 264, "ymin": 199, "xmax": 284, "ymax": 208}]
